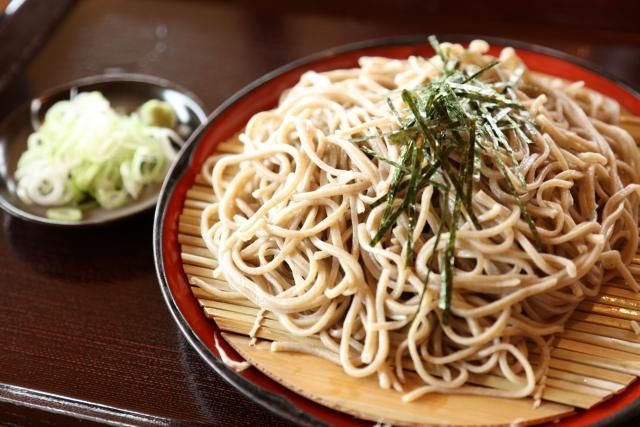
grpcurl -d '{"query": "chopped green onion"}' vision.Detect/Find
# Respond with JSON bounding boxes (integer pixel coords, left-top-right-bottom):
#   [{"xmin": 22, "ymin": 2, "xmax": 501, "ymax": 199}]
[
  {"xmin": 15, "ymin": 91, "xmax": 181, "ymax": 214},
  {"xmin": 46, "ymin": 207, "xmax": 82, "ymax": 221}
]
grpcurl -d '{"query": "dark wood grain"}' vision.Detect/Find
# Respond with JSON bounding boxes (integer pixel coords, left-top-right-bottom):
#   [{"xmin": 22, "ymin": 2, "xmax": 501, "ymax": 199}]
[{"xmin": 0, "ymin": 0, "xmax": 639, "ymax": 425}]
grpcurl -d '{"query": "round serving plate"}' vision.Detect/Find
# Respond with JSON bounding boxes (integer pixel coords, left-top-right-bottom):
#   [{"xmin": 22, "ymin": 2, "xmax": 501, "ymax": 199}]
[
  {"xmin": 154, "ymin": 35, "xmax": 640, "ymax": 426},
  {"xmin": 0, "ymin": 73, "xmax": 207, "ymax": 226}
]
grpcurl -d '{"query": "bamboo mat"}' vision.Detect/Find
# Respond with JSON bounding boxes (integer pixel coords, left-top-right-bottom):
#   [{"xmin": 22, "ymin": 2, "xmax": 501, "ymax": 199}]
[{"xmin": 177, "ymin": 117, "xmax": 640, "ymax": 426}]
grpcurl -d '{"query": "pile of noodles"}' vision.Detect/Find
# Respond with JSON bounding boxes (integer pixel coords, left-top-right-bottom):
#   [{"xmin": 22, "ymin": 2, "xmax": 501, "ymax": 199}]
[{"xmin": 196, "ymin": 40, "xmax": 640, "ymax": 401}]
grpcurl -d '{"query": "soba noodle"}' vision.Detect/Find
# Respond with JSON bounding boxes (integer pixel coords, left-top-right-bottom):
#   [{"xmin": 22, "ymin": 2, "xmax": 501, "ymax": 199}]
[{"xmin": 198, "ymin": 40, "xmax": 640, "ymax": 400}]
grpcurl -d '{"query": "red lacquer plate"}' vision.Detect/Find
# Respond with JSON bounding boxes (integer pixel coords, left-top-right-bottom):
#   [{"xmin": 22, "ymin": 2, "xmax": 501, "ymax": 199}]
[{"xmin": 154, "ymin": 35, "xmax": 640, "ymax": 426}]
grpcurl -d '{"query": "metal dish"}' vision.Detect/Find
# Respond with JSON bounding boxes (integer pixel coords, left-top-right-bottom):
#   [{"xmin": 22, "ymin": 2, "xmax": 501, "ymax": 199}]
[{"xmin": 0, "ymin": 73, "xmax": 207, "ymax": 226}]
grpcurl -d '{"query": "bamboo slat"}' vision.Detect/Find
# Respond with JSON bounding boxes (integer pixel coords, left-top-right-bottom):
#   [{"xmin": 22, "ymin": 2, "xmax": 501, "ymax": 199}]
[
  {"xmin": 543, "ymin": 357, "xmax": 635, "ymax": 385},
  {"xmin": 569, "ymin": 310, "xmax": 635, "ymax": 330},
  {"xmin": 175, "ymin": 116, "xmax": 640, "ymax": 424},
  {"xmin": 544, "ymin": 368, "xmax": 623, "ymax": 392},
  {"xmin": 577, "ymin": 301, "xmax": 640, "ymax": 321},
  {"xmin": 566, "ymin": 319, "xmax": 640, "ymax": 342}
]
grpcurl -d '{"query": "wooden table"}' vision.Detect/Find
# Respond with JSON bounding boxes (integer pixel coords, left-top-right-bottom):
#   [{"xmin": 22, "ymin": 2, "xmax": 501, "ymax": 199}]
[{"xmin": 1, "ymin": 1, "xmax": 639, "ymax": 425}]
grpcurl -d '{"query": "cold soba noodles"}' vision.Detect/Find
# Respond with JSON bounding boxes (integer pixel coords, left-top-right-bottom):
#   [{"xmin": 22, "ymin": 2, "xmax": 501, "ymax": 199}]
[{"xmin": 196, "ymin": 38, "xmax": 640, "ymax": 401}]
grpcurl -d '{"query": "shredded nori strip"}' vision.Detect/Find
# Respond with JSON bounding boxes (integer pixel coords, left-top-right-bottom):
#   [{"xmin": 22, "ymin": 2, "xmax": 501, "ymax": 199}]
[{"xmin": 359, "ymin": 36, "xmax": 540, "ymax": 324}]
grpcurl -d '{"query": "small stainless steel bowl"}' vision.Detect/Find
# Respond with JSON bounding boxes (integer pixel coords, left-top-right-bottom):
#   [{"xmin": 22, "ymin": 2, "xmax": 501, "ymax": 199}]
[{"xmin": 0, "ymin": 73, "xmax": 207, "ymax": 226}]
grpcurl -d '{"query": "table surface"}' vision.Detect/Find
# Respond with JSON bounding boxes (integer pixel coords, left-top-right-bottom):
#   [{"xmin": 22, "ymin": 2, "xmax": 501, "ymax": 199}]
[{"xmin": 1, "ymin": 1, "xmax": 639, "ymax": 425}]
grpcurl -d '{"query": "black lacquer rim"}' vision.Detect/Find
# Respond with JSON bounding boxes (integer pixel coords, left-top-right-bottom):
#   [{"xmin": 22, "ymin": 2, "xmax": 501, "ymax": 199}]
[
  {"xmin": 0, "ymin": 73, "xmax": 207, "ymax": 227},
  {"xmin": 154, "ymin": 34, "xmax": 640, "ymax": 427}
]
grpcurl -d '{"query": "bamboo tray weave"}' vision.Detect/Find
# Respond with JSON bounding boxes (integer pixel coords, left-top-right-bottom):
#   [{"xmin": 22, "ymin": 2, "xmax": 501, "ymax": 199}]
[{"xmin": 177, "ymin": 117, "xmax": 640, "ymax": 426}]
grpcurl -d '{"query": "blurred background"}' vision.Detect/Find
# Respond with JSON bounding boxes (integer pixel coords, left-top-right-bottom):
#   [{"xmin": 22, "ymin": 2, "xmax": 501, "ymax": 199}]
[{"xmin": 1, "ymin": 0, "xmax": 639, "ymax": 117}]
